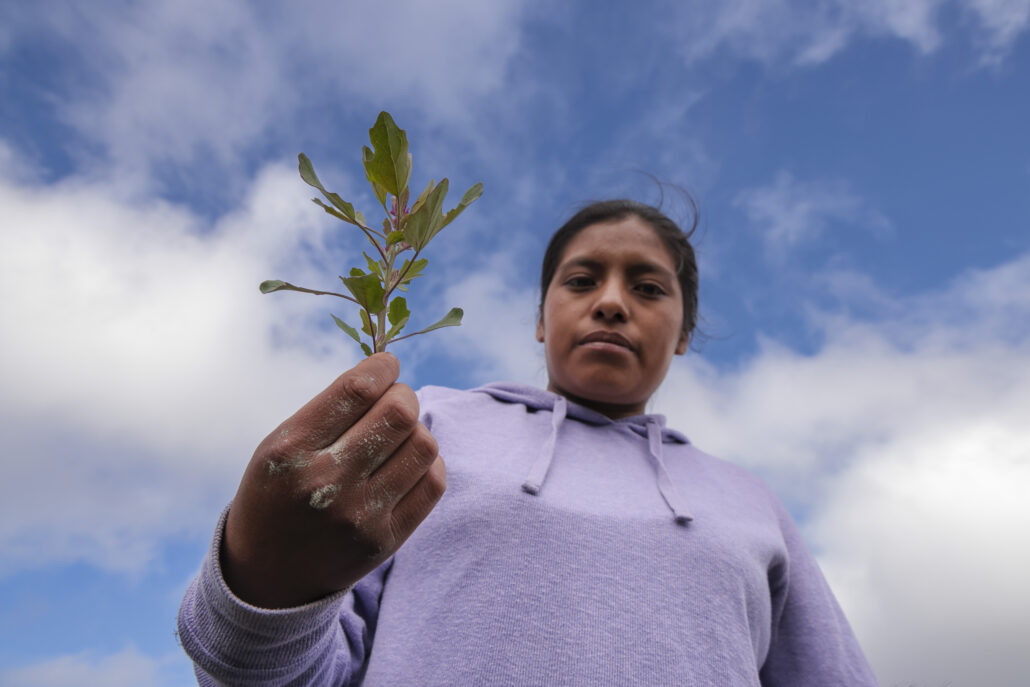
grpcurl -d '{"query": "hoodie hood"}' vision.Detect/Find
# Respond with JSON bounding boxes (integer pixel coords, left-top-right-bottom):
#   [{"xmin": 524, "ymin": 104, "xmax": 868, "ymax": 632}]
[{"xmin": 472, "ymin": 382, "xmax": 693, "ymax": 525}]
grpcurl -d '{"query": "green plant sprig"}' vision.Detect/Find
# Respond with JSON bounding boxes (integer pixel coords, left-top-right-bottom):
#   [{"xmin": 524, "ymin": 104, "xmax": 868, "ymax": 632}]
[{"xmin": 260, "ymin": 111, "xmax": 483, "ymax": 357}]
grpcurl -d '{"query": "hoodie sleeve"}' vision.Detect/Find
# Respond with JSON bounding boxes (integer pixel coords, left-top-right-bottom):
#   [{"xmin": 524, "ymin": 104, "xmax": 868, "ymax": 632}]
[
  {"xmin": 759, "ymin": 499, "xmax": 879, "ymax": 686},
  {"xmin": 176, "ymin": 504, "xmax": 390, "ymax": 687}
]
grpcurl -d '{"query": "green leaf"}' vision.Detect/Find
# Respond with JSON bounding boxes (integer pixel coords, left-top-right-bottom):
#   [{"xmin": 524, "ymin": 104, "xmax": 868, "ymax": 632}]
[
  {"xmin": 398, "ymin": 257, "xmax": 428, "ymax": 285},
  {"xmin": 408, "ymin": 179, "xmax": 435, "ymax": 216},
  {"xmin": 259, "ymin": 280, "xmax": 313, "ymax": 294},
  {"xmin": 349, "ymin": 267, "xmax": 365, "ymax": 278},
  {"xmin": 386, "ymin": 230, "xmax": 406, "ymax": 246},
  {"xmin": 341, "ymin": 273, "xmax": 386, "ymax": 314},
  {"xmin": 312, "ymin": 197, "xmax": 362, "ymax": 228},
  {"xmin": 384, "ymin": 296, "xmax": 411, "ymax": 340},
  {"xmin": 403, "ymin": 178, "xmax": 449, "ymax": 250},
  {"xmin": 297, "ymin": 153, "xmax": 323, "ymax": 190},
  {"xmin": 388, "ymin": 296, "xmax": 410, "ymax": 326},
  {"xmin": 412, "ymin": 307, "xmax": 463, "ymax": 335},
  {"xmin": 299, "ymin": 154, "xmax": 365, "ymax": 227},
  {"xmin": 433, "ymin": 181, "xmax": 483, "ymax": 241},
  {"xmin": 363, "ymin": 112, "xmax": 411, "ymax": 196},
  {"xmin": 363, "ymin": 252, "xmax": 383, "ymax": 278},
  {"xmin": 367, "ymin": 166, "xmax": 388, "ymax": 209},
  {"xmin": 331, "ymin": 314, "xmax": 362, "ymax": 344},
  {"xmin": 260, "ymin": 279, "xmax": 288, "ymax": 293},
  {"xmin": 360, "ymin": 342, "xmax": 373, "ymax": 357},
  {"xmin": 360, "ymin": 309, "xmax": 375, "ymax": 337},
  {"xmin": 384, "ymin": 315, "xmax": 409, "ymax": 342}
]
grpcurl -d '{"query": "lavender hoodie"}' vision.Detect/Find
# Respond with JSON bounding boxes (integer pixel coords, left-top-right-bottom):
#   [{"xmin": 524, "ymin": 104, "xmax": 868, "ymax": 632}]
[{"xmin": 178, "ymin": 383, "xmax": 878, "ymax": 686}]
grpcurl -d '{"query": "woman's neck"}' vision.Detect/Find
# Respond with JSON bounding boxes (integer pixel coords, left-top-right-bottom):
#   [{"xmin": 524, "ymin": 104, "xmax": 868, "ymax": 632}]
[{"xmin": 546, "ymin": 383, "xmax": 647, "ymax": 419}]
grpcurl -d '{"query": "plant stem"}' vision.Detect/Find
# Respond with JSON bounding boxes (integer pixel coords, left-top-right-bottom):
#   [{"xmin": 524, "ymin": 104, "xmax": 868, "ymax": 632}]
[
  {"xmin": 360, "ymin": 225, "xmax": 388, "ymax": 262},
  {"xmin": 282, "ymin": 285, "xmax": 361, "ymax": 304},
  {"xmin": 383, "ymin": 247, "xmax": 421, "ymax": 303}
]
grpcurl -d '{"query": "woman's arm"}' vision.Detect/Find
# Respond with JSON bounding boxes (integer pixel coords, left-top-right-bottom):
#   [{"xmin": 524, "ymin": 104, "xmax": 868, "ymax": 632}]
[
  {"xmin": 760, "ymin": 500, "xmax": 879, "ymax": 686},
  {"xmin": 176, "ymin": 353, "xmax": 444, "ymax": 684},
  {"xmin": 177, "ymin": 506, "xmax": 392, "ymax": 686}
]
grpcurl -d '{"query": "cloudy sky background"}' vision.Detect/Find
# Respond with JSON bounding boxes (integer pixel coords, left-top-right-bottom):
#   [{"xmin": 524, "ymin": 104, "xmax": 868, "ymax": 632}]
[{"xmin": 1, "ymin": 1, "xmax": 1029, "ymax": 685}]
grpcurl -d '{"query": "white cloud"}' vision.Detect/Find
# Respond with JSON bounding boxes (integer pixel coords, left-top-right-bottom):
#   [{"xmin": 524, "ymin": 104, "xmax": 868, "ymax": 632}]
[
  {"xmin": 0, "ymin": 646, "xmax": 180, "ymax": 687},
  {"xmin": 0, "ymin": 139, "xmax": 41, "ymax": 184},
  {"xmin": 670, "ymin": 0, "xmax": 1030, "ymax": 66},
  {"xmin": 965, "ymin": 0, "xmax": 1030, "ymax": 62},
  {"xmin": 734, "ymin": 170, "xmax": 890, "ymax": 256},
  {"xmin": 0, "ymin": 140, "xmax": 521, "ymax": 575},
  {"xmin": 440, "ymin": 247, "xmax": 547, "ymax": 386},
  {"xmin": 651, "ymin": 249, "xmax": 1030, "ymax": 686},
  {"xmin": 3, "ymin": 0, "xmax": 533, "ymax": 192},
  {"xmin": 814, "ymin": 422, "xmax": 1030, "ymax": 686},
  {"xmin": 282, "ymin": 0, "xmax": 530, "ymax": 125},
  {"xmin": 0, "ymin": 152, "xmax": 376, "ymax": 574}
]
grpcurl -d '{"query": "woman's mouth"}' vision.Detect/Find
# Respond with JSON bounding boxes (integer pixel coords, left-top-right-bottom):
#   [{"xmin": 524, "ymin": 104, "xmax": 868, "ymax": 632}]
[{"xmin": 579, "ymin": 330, "xmax": 634, "ymax": 353}]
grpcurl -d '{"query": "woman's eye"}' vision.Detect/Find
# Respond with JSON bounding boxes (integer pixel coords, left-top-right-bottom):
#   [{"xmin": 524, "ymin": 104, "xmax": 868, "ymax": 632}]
[
  {"xmin": 565, "ymin": 276, "xmax": 594, "ymax": 288},
  {"xmin": 636, "ymin": 282, "xmax": 666, "ymax": 297}
]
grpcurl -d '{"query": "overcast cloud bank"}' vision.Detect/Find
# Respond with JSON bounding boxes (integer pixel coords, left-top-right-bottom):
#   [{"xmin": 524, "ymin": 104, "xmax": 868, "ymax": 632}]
[{"xmin": 1, "ymin": 1, "xmax": 1028, "ymax": 685}]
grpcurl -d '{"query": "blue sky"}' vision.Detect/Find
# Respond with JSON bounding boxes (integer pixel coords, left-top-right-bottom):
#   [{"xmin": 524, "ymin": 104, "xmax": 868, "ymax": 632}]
[{"xmin": 1, "ymin": 1, "xmax": 1029, "ymax": 685}]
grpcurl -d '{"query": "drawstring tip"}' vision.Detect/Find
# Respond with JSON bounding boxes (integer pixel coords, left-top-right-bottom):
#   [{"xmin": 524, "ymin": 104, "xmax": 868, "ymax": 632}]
[
  {"xmin": 674, "ymin": 513, "xmax": 693, "ymax": 526},
  {"xmin": 522, "ymin": 481, "xmax": 541, "ymax": 495}
]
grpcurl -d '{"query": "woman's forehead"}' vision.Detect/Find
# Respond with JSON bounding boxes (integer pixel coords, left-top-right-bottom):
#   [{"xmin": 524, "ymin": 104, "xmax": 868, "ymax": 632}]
[{"xmin": 557, "ymin": 218, "xmax": 677, "ymax": 271}]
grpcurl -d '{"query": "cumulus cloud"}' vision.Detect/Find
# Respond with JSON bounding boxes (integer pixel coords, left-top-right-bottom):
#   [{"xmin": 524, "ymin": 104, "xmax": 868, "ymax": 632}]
[
  {"xmin": 814, "ymin": 421, "xmax": 1030, "ymax": 686},
  {"xmin": 440, "ymin": 244, "xmax": 546, "ymax": 386},
  {"xmin": 0, "ymin": 151, "xmax": 380, "ymax": 574},
  {"xmin": 1, "ymin": 0, "xmax": 533, "ymax": 192},
  {"xmin": 669, "ymin": 0, "xmax": 1030, "ymax": 66},
  {"xmin": 734, "ymin": 170, "xmax": 890, "ymax": 256},
  {"xmin": 650, "ymin": 248, "xmax": 1030, "ymax": 686},
  {"xmin": 965, "ymin": 0, "xmax": 1030, "ymax": 62},
  {"xmin": 0, "ymin": 646, "xmax": 179, "ymax": 687}
]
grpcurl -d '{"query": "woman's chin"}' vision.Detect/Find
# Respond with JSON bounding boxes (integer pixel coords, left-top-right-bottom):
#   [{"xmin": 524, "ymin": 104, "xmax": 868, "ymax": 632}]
[{"xmin": 548, "ymin": 377, "xmax": 648, "ymax": 416}]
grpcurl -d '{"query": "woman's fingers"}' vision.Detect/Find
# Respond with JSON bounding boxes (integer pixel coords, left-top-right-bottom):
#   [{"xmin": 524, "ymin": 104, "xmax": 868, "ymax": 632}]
[
  {"xmin": 362, "ymin": 423, "xmax": 441, "ymax": 511},
  {"xmin": 312, "ymin": 381, "xmax": 421, "ymax": 483},
  {"xmin": 388, "ymin": 455, "xmax": 447, "ymax": 544},
  {"xmin": 223, "ymin": 353, "xmax": 447, "ymax": 608},
  {"xmin": 278, "ymin": 352, "xmax": 401, "ymax": 453}
]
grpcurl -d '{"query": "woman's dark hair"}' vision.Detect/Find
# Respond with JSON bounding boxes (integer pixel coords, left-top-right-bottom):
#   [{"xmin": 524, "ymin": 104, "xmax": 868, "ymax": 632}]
[{"xmin": 539, "ymin": 198, "xmax": 699, "ymax": 339}]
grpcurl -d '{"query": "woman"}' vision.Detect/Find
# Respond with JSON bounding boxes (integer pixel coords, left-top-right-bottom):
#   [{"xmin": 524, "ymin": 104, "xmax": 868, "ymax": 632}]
[{"xmin": 178, "ymin": 200, "xmax": 878, "ymax": 686}]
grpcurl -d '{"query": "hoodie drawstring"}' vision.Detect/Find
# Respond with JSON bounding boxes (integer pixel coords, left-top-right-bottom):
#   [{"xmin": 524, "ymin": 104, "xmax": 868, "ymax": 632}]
[
  {"xmin": 519, "ymin": 396, "xmax": 692, "ymax": 525},
  {"xmin": 521, "ymin": 395, "xmax": 567, "ymax": 495},
  {"xmin": 647, "ymin": 421, "xmax": 693, "ymax": 525}
]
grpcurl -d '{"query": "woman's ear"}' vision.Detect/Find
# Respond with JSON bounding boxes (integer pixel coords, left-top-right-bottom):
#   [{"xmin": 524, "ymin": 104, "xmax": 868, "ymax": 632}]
[
  {"xmin": 675, "ymin": 331, "xmax": 689, "ymax": 355},
  {"xmin": 536, "ymin": 318, "xmax": 545, "ymax": 343}
]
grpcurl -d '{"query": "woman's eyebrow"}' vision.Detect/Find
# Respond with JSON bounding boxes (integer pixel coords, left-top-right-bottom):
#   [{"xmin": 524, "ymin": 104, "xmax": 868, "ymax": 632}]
[
  {"xmin": 560, "ymin": 257, "xmax": 604, "ymax": 272},
  {"xmin": 625, "ymin": 262, "xmax": 675, "ymax": 280},
  {"xmin": 560, "ymin": 257, "xmax": 675, "ymax": 280}
]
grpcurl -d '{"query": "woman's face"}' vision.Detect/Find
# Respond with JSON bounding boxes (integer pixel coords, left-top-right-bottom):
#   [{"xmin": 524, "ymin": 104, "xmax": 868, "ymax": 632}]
[{"xmin": 536, "ymin": 216, "xmax": 688, "ymax": 418}]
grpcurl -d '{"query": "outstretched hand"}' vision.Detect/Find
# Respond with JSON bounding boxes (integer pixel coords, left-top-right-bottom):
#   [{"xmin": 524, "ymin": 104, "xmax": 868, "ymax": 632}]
[{"xmin": 221, "ymin": 353, "xmax": 446, "ymax": 608}]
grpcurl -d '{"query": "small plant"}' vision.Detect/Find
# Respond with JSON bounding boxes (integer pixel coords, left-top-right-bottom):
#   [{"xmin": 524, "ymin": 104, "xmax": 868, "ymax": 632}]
[{"xmin": 260, "ymin": 111, "xmax": 482, "ymax": 356}]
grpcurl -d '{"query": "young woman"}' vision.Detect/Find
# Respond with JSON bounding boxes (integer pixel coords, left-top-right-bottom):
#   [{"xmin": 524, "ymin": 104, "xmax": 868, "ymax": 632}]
[{"xmin": 178, "ymin": 200, "xmax": 878, "ymax": 686}]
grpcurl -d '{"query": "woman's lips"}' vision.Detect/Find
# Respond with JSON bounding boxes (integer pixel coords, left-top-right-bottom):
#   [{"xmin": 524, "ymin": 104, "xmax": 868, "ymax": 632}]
[{"xmin": 579, "ymin": 330, "xmax": 634, "ymax": 352}]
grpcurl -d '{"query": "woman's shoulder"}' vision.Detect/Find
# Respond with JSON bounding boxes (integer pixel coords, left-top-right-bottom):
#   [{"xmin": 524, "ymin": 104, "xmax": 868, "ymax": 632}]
[
  {"xmin": 671, "ymin": 440, "xmax": 783, "ymax": 503},
  {"xmin": 416, "ymin": 383, "xmax": 496, "ymax": 402},
  {"xmin": 415, "ymin": 384, "xmax": 470, "ymax": 405},
  {"xmin": 415, "ymin": 383, "xmax": 522, "ymax": 420},
  {"xmin": 417, "ymin": 382, "xmax": 549, "ymax": 409}
]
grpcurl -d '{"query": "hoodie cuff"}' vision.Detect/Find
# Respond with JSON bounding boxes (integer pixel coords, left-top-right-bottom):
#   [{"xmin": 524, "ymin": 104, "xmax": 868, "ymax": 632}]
[{"xmin": 177, "ymin": 504, "xmax": 350, "ymax": 678}]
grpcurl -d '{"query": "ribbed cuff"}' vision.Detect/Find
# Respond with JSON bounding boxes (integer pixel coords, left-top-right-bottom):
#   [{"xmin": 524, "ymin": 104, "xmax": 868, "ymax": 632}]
[{"xmin": 177, "ymin": 503, "xmax": 350, "ymax": 683}]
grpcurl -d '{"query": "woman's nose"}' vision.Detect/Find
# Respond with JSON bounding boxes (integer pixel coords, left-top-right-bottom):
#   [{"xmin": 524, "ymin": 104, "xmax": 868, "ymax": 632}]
[{"xmin": 592, "ymin": 280, "xmax": 628, "ymax": 322}]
